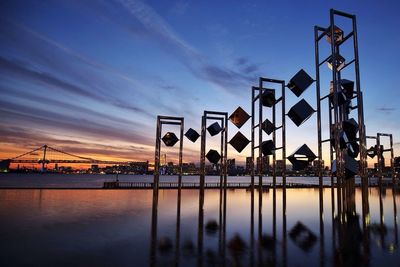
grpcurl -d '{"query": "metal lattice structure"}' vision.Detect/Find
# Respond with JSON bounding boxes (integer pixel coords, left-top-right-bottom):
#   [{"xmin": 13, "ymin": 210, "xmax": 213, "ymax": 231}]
[
  {"xmin": 251, "ymin": 79, "xmax": 286, "ymax": 190},
  {"xmin": 153, "ymin": 116, "xmax": 184, "ymax": 192},
  {"xmin": 199, "ymin": 111, "xmax": 228, "ymax": 190},
  {"xmin": 314, "ymin": 10, "xmax": 368, "ymax": 224}
]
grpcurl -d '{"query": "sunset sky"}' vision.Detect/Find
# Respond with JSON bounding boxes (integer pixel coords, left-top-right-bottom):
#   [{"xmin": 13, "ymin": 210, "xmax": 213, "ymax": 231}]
[{"xmin": 1, "ymin": 0, "xmax": 399, "ymax": 166}]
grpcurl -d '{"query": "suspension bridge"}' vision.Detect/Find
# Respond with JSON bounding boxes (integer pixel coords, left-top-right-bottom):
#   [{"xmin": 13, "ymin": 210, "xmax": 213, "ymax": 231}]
[{"xmin": 2, "ymin": 144, "xmax": 141, "ymax": 171}]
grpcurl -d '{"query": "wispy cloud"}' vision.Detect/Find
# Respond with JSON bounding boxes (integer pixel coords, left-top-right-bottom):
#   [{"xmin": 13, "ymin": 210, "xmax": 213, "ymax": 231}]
[
  {"xmin": 0, "ymin": 56, "xmax": 103, "ymax": 100},
  {"xmin": 377, "ymin": 107, "xmax": 396, "ymax": 112},
  {"xmin": 0, "ymin": 101, "xmax": 153, "ymax": 146},
  {"xmin": 0, "ymin": 19, "xmax": 181, "ymax": 118},
  {"xmin": 115, "ymin": 0, "xmax": 258, "ymax": 94}
]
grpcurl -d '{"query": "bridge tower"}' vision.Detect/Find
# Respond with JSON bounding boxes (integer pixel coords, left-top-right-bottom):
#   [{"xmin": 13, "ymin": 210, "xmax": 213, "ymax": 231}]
[{"xmin": 41, "ymin": 145, "xmax": 47, "ymax": 173}]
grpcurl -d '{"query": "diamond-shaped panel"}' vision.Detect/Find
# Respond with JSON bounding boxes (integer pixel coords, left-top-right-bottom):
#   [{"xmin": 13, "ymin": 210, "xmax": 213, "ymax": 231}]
[
  {"xmin": 287, "ymin": 69, "xmax": 314, "ymax": 97},
  {"xmin": 229, "ymin": 106, "xmax": 250, "ymax": 129},
  {"xmin": 185, "ymin": 128, "xmax": 200, "ymax": 143},
  {"xmin": 162, "ymin": 132, "xmax": 179, "ymax": 147},
  {"xmin": 287, "ymin": 99, "xmax": 315, "ymax": 127},
  {"xmin": 207, "ymin": 122, "xmax": 222, "ymax": 136},
  {"xmin": 206, "ymin": 149, "xmax": 221, "ymax": 164},
  {"xmin": 261, "ymin": 140, "xmax": 275, "ymax": 156},
  {"xmin": 331, "ymin": 154, "xmax": 358, "ymax": 179},
  {"xmin": 262, "ymin": 119, "xmax": 275, "ymax": 135},
  {"xmin": 229, "ymin": 131, "xmax": 250, "ymax": 153},
  {"xmin": 327, "ymin": 54, "xmax": 345, "ymax": 71},
  {"xmin": 342, "ymin": 118, "xmax": 358, "ymax": 140},
  {"xmin": 347, "ymin": 141, "xmax": 359, "ymax": 158},
  {"xmin": 287, "ymin": 144, "xmax": 316, "ymax": 171},
  {"xmin": 261, "ymin": 89, "xmax": 276, "ymax": 107},
  {"xmin": 341, "ymin": 79, "xmax": 354, "ymax": 98},
  {"xmin": 326, "ymin": 25, "xmax": 344, "ymax": 45},
  {"xmin": 367, "ymin": 146, "xmax": 377, "ymax": 158},
  {"xmin": 329, "ymin": 81, "xmax": 348, "ymax": 106}
]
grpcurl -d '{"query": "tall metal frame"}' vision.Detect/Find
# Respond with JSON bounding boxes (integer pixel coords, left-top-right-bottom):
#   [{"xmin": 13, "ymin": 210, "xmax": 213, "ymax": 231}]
[
  {"xmin": 315, "ymin": 10, "xmax": 368, "ymax": 225},
  {"xmin": 199, "ymin": 111, "xmax": 228, "ymax": 190},
  {"xmin": 251, "ymin": 79, "xmax": 286, "ymax": 190},
  {"xmin": 367, "ymin": 133, "xmax": 396, "ymax": 185},
  {"xmin": 315, "ymin": 9, "xmax": 367, "ymax": 182},
  {"xmin": 377, "ymin": 133, "xmax": 396, "ymax": 184},
  {"xmin": 366, "ymin": 134, "xmax": 378, "ymax": 178},
  {"xmin": 151, "ymin": 115, "xmax": 184, "ymax": 267},
  {"xmin": 153, "ymin": 116, "xmax": 184, "ymax": 192},
  {"xmin": 198, "ymin": 110, "xmax": 228, "ymax": 266}
]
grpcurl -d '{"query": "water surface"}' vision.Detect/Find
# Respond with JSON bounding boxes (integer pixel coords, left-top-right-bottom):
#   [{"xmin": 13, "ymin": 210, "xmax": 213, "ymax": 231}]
[{"xmin": 0, "ymin": 186, "xmax": 398, "ymax": 266}]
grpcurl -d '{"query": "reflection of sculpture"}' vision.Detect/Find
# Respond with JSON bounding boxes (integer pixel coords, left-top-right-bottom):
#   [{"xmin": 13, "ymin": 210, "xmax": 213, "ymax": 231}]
[
  {"xmin": 334, "ymin": 212, "xmax": 363, "ymax": 266},
  {"xmin": 289, "ymin": 221, "xmax": 317, "ymax": 252},
  {"xmin": 227, "ymin": 234, "xmax": 247, "ymax": 265}
]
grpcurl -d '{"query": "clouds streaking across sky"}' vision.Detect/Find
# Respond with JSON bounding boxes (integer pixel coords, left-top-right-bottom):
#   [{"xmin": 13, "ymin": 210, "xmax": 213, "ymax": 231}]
[{"xmin": 0, "ymin": 0, "xmax": 399, "ymax": 166}]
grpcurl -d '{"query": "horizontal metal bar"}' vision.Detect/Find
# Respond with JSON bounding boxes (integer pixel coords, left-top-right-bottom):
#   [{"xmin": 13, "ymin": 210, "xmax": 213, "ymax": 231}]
[
  {"xmin": 205, "ymin": 111, "xmax": 227, "ymax": 116},
  {"xmin": 319, "ymin": 56, "xmax": 330, "ymax": 66},
  {"xmin": 260, "ymin": 77, "xmax": 285, "ymax": 84},
  {"xmin": 340, "ymin": 59, "xmax": 356, "ymax": 71},
  {"xmin": 161, "ymin": 121, "xmax": 182, "ymax": 125},
  {"xmin": 316, "ymin": 25, "xmax": 328, "ymax": 41},
  {"xmin": 206, "ymin": 116, "xmax": 224, "ymax": 121},
  {"xmin": 275, "ymin": 125, "xmax": 283, "ymax": 130},
  {"xmin": 332, "ymin": 9, "xmax": 354, "ymax": 19},
  {"xmin": 349, "ymin": 105, "xmax": 358, "ymax": 110},
  {"xmin": 321, "ymin": 139, "xmax": 331, "ymax": 143},
  {"xmin": 366, "ymin": 136, "xmax": 377, "ymax": 139},
  {"xmin": 275, "ymin": 146, "xmax": 283, "ymax": 150},
  {"xmin": 383, "ymin": 149, "xmax": 391, "ymax": 152},
  {"xmin": 320, "ymin": 94, "xmax": 330, "ymax": 101},
  {"xmin": 350, "ymin": 94, "xmax": 358, "ymax": 100},
  {"xmin": 378, "ymin": 133, "xmax": 392, "ymax": 137},
  {"xmin": 159, "ymin": 116, "xmax": 184, "ymax": 121},
  {"xmin": 253, "ymin": 146, "xmax": 259, "ymax": 150},
  {"xmin": 339, "ymin": 31, "xmax": 354, "ymax": 44},
  {"xmin": 253, "ymin": 124, "xmax": 260, "ymax": 129}
]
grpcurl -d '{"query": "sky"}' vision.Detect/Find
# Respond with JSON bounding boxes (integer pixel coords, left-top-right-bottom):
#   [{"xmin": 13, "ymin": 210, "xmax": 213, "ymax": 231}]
[{"xmin": 0, "ymin": 0, "xmax": 399, "ymax": 167}]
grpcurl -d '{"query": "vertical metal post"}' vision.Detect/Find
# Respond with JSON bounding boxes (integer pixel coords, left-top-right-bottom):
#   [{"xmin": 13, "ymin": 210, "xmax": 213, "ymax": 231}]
[
  {"xmin": 377, "ymin": 133, "xmax": 382, "ymax": 185},
  {"xmin": 272, "ymin": 101, "xmax": 276, "ymax": 188},
  {"xmin": 314, "ymin": 26, "xmax": 323, "ymax": 188},
  {"xmin": 258, "ymin": 78, "xmax": 263, "ymax": 189},
  {"xmin": 175, "ymin": 183, "xmax": 181, "ymax": 267},
  {"xmin": 251, "ymin": 87, "xmax": 256, "ymax": 190},
  {"xmin": 154, "ymin": 117, "xmax": 161, "ymax": 192},
  {"xmin": 282, "ymin": 83, "xmax": 286, "ymax": 189},
  {"xmin": 330, "ymin": 9, "xmax": 343, "ymax": 186},
  {"xmin": 178, "ymin": 119, "xmax": 184, "ymax": 191},
  {"xmin": 390, "ymin": 134, "xmax": 395, "ymax": 184},
  {"xmin": 200, "ymin": 114, "xmax": 206, "ymax": 192},
  {"xmin": 224, "ymin": 114, "xmax": 228, "ymax": 189},
  {"xmin": 352, "ymin": 16, "xmax": 367, "ymax": 182}
]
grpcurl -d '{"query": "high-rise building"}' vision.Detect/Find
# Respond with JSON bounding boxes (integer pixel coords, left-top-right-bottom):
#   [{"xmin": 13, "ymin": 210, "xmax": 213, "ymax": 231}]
[
  {"xmin": 256, "ymin": 156, "xmax": 269, "ymax": 175},
  {"xmin": 227, "ymin": 159, "xmax": 236, "ymax": 175},
  {"xmin": 245, "ymin": 157, "xmax": 252, "ymax": 174}
]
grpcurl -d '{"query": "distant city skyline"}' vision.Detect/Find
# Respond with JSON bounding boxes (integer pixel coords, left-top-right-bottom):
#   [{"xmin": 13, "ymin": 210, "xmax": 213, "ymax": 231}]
[{"xmin": 1, "ymin": 0, "xmax": 399, "ymax": 167}]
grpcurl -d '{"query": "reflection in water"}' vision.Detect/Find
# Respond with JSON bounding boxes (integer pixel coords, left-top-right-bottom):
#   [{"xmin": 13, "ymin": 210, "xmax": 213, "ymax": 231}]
[
  {"xmin": 0, "ymin": 185, "xmax": 399, "ymax": 266},
  {"xmin": 148, "ymin": 181, "xmax": 399, "ymax": 267}
]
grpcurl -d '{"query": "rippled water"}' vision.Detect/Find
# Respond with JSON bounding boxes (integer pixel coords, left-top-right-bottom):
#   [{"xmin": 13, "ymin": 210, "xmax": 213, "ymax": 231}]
[
  {"xmin": 0, "ymin": 185, "xmax": 398, "ymax": 266},
  {"xmin": 0, "ymin": 173, "xmax": 381, "ymax": 188}
]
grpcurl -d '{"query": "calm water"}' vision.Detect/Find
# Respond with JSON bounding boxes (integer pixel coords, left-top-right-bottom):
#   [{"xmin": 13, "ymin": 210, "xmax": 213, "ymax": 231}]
[
  {"xmin": 0, "ymin": 184, "xmax": 399, "ymax": 266},
  {"xmin": 0, "ymin": 173, "xmax": 381, "ymax": 188}
]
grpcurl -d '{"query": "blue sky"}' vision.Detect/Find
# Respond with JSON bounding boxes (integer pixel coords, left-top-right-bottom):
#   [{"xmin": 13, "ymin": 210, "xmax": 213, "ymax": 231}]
[{"xmin": 0, "ymin": 0, "xmax": 399, "ymax": 165}]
